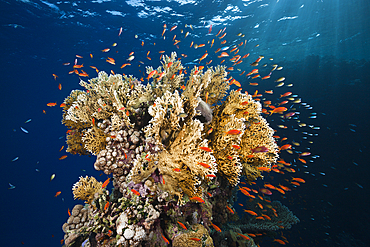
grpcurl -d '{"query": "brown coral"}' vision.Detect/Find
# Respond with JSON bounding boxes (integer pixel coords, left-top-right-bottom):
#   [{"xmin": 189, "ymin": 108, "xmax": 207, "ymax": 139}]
[
  {"xmin": 172, "ymin": 224, "xmax": 214, "ymax": 247},
  {"xmin": 72, "ymin": 176, "xmax": 103, "ymax": 204},
  {"xmin": 207, "ymin": 90, "xmax": 278, "ymax": 185}
]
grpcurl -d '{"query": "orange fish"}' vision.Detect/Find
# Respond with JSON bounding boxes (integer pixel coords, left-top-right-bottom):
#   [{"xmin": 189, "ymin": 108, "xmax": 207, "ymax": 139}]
[
  {"xmin": 270, "ymin": 106, "xmax": 287, "ymax": 115},
  {"xmin": 189, "ymin": 238, "xmax": 201, "ymax": 241},
  {"xmin": 199, "ymin": 147, "xmax": 213, "ymax": 152},
  {"xmin": 274, "ymin": 239, "xmax": 286, "ymax": 245},
  {"xmin": 291, "ymin": 181, "xmax": 300, "ymax": 186},
  {"xmin": 226, "ymin": 205, "xmax": 234, "ymax": 214},
  {"xmin": 244, "ymin": 210, "xmax": 257, "ymax": 216},
  {"xmin": 60, "ymin": 239, "xmax": 64, "ymax": 245},
  {"xmin": 278, "ymin": 185, "xmax": 290, "ymax": 192},
  {"xmin": 292, "ymin": 177, "xmax": 306, "ymax": 183},
  {"xmin": 101, "ymin": 48, "xmax": 110, "ymax": 52},
  {"xmin": 262, "ymin": 214, "xmax": 271, "ymax": 220},
  {"xmin": 47, "ymin": 102, "xmax": 57, "ymax": 107},
  {"xmin": 237, "ymin": 233, "xmax": 250, "ymax": 240},
  {"xmin": 280, "ymin": 144, "xmax": 292, "ymax": 150},
  {"xmin": 58, "ymin": 83, "xmax": 62, "ymax": 90},
  {"xmin": 104, "ymin": 201, "xmax": 109, "ymax": 211},
  {"xmin": 207, "ymin": 174, "xmax": 216, "ymax": 178},
  {"xmin": 68, "ymin": 208, "xmax": 71, "ymax": 216},
  {"xmin": 232, "ymin": 144, "xmax": 241, "ymax": 150},
  {"xmin": 218, "ymin": 52, "xmax": 229, "ymax": 58},
  {"xmin": 265, "ymin": 90, "xmax": 273, "ymax": 94},
  {"xmin": 52, "ymin": 74, "xmax": 58, "ymax": 80},
  {"xmin": 59, "ymin": 155, "xmax": 67, "ymax": 160},
  {"xmin": 54, "ymin": 191, "xmax": 61, "ymax": 197},
  {"xmin": 170, "ymin": 25, "xmax": 177, "ymax": 31},
  {"xmin": 161, "ymin": 234, "xmax": 170, "ymax": 244},
  {"xmin": 264, "ymin": 184, "xmax": 276, "ymax": 190},
  {"xmin": 198, "ymin": 162, "xmax": 211, "ymax": 169},
  {"xmin": 279, "ymin": 100, "xmax": 289, "ymax": 106},
  {"xmin": 190, "ymin": 196, "xmax": 205, "ymax": 203},
  {"xmin": 173, "ymin": 168, "xmax": 181, "ymax": 172},
  {"xmin": 147, "ymin": 70, "xmax": 157, "ymax": 80},
  {"xmin": 60, "ymin": 103, "xmax": 66, "ymax": 107},
  {"xmin": 211, "ymin": 223, "xmax": 222, "ymax": 232},
  {"xmin": 102, "ymin": 178, "xmax": 110, "ymax": 188},
  {"xmin": 257, "ymin": 167, "xmax": 271, "ymax": 172},
  {"xmin": 131, "ymin": 189, "xmax": 141, "ymax": 196},
  {"xmin": 199, "ymin": 52, "xmax": 208, "ymax": 62},
  {"xmin": 177, "ymin": 221, "xmax": 187, "ymax": 230},
  {"xmin": 280, "ymin": 92, "xmax": 292, "ymax": 98},
  {"xmin": 225, "ymin": 129, "xmax": 241, "ymax": 135},
  {"xmin": 298, "ymin": 158, "xmax": 307, "ymax": 164}
]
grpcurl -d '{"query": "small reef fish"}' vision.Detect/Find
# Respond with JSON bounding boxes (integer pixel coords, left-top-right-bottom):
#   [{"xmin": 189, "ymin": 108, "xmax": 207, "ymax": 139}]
[
  {"xmin": 198, "ymin": 162, "xmax": 211, "ymax": 169},
  {"xmin": 104, "ymin": 201, "xmax": 109, "ymax": 211},
  {"xmin": 292, "ymin": 177, "xmax": 306, "ymax": 183},
  {"xmin": 11, "ymin": 157, "xmax": 19, "ymax": 162},
  {"xmin": 8, "ymin": 183, "xmax": 15, "ymax": 190},
  {"xmin": 47, "ymin": 102, "xmax": 57, "ymax": 107},
  {"xmin": 54, "ymin": 191, "xmax": 61, "ymax": 197},
  {"xmin": 211, "ymin": 223, "xmax": 222, "ymax": 232},
  {"xmin": 270, "ymin": 107, "xmax": 287, "ymax": 115},
  {"xmin": 131, "ymin": 189, "xmax": 141, "ymax": 196},
  {"xmin": 59, "ymin": 155, "xmax": 67, "ymax": 160},
  {"xmin": 189, "ymin": 238, "xmax": 201, "ymax": 241},
  {"xmin": 199, "ymin": 147, "xmax": 213, "ymax": 152},
  {"xmin": 232, "ymin": 144, "xmax": 241, "ymax": 150},
  {"xmin": 237, "ymin": 233, "xmax": 250, "ymax": 240},
  {"xmin": 161, "ymin": 234, "xmax": 170, "ymax": 244},
  {"xmin": 226, "ymin": 206, "xmax": 234, "ymax": 214},
  {"xmin": 102, "ymin": 178, "xmax": 110, "ymax": 188},
  {"xmin": 257, "ymin": 167, "xmax": 270, "ymax": 172},
  {"xmin": 190, "ymin": 196, "xmax": 205, "ymax": 203},
  {"xmin": 20, "ymin": 127, "xmax": 28, "ymax": 133},
  {"xmin": 225, "ymin": 129, "xmax": 241, "ymax": 135},
  {"xmin": 50, "ymin": 173, "xmax": 55, "ymax": 181},
  {"xmin": 244, "ymin": 210, "xmax": 258, "ymax": 216},
  {"xmin": 274, "ymin": 239, "xmax": 287, "ymax": 245},
  {"xmin": 177, "ymin": 221, "xmax": 187, "ymax": 230},
  {"xmin": 275, "ymin": 77, "xmax": 285, "ymax": 82},
  {"xmin": 24, "ymin": 119, "xmax": 32, "ymax": 123}
]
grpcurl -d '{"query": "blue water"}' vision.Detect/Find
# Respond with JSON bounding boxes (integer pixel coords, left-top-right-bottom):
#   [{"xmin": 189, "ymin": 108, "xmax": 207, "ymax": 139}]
[{"xmin": 1, "ymin": 0, "xmax": 369, "ymax": 246}]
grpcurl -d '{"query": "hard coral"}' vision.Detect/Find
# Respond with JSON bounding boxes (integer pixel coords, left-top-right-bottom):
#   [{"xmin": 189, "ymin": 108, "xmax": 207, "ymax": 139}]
[
  {"xmin": 62, "ymin": 51, "xmax": 294, "ymax": 247},
  {"xmin": 72, "ymin": 176, "xmax": 103, "ymax": 204}
]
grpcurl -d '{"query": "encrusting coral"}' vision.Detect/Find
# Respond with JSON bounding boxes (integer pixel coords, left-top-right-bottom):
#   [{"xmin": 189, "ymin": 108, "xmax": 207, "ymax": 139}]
[{"xmin": 61, "ymin": 52, "xmax": 298, "ymax": 246}]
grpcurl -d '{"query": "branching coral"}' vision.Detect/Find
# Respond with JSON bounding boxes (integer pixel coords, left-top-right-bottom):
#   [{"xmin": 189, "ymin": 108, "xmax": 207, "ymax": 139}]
[
  {"xmin": 61, "ymin": 52, "xmax": 297, "ymax": 247},
  {"xmin": 72, "ymin": 176, "xmax": 104, "ymax": 204}
]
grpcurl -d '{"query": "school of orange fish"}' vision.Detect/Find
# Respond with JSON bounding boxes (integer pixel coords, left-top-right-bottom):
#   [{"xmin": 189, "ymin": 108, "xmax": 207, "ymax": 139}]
[{"xmin": 45, "ymin": 22, "xmax": 320, "ymax": 246}]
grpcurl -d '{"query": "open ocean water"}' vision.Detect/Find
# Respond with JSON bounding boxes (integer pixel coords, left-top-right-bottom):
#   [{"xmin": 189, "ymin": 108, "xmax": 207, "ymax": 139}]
[{"xmin": 1, "ymin": 0, "xmax": 369, "ymax": 246}]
